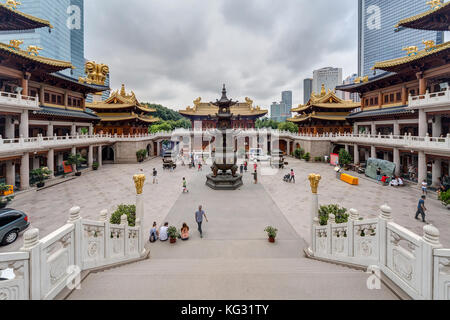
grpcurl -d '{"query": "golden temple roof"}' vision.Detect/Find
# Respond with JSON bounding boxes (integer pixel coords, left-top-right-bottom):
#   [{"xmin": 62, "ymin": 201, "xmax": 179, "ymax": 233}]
[
  {"xmin": 179, "ymin": 97, "xmax": 268, "ymax": 118},
  {"xmin": 87, "ymin": 84, "xmax": 159, "ymax": 124},
  {"xmin": 0, "ymin": 2, "xmax": 53, "ymax": 31},
  {"xmin": 373, "ymin": 41, "xmax": 450, "ymax": 72},
  {"xmin": 0, "ymin": 41, "xmax": 73, "ymax": 70},
  {"xmin": 291, "ymin": 85, "xmax": 360, "ymax": 113},
  {"xmin": 395, "ymin": 1, "xmax": 450, "ymax": 31}
]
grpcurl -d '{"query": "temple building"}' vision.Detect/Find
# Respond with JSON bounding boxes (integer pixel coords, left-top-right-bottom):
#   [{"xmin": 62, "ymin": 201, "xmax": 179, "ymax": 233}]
[
  {"xmin": 178, "ymin": 97, "xmax": 268, "ymax": 130},
  {"xmin": 336, "ymin": 1, "xmax": 450, "ymax": 186},
  {"xmin": 288, "ymin": 84, "xmax": 360, "ymax": 135},
  {"xmin": 86, "ymin": 85, "xmax": 159, "ymax": 135},
  {"xmin": 0, "ymin": 4, "xmax": 110, "ymax": 189}
]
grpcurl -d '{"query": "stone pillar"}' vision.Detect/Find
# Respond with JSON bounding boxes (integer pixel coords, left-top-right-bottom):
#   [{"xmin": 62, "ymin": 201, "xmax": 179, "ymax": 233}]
[
  {"xmin": 98, "ymin": 145, "xmax": 102, "ymax": 167},
  {"xmin": 20, "ymin": 228, "xmax": 41, "ymax": 300},
  {"xmin": 20, "ymin": 153, "xmax": 30, "ymax": 190},
  {"xmin": 307, "ymin": 174, "xmax": 321, "ymax": 256},
  {"xmin": 383, "ymin": 152, "xmax": 389, "ymax": 161},
  {"xmin": 378, "ymin": 204, "xmax": 392, "ymax": 266},
  {"xmin": 419, "ymin": 109, "xmax": 428, "ymax": 137},
  {"xmin": 89, "ymin": 124, "xmax": 94, "ymax": 136},
  {"xmin": 393, "ymin": 148, "xmax": 400, "ymax": 176},
  {"xmin": 432, "ymin": 159, "xmax": 442, "ymax": 188},
  {"xmin": 88, "ymin": 145, "xmax": 94, "ymax": 168},
  {"xmin": 418, "ymin": 151, "xmax": 427, "ymax": 185},
  {"xmin": 6, "ymin": 161, "xmax": 15, "ymax": 186},
  {"xmin": 371, "ymin": 122, "xmax": 376, "ymax": 135},
  {"xmin": 156, "ymin": 141, "xmax": 161, "ymax": 156},
  {"xmin": 32, "ymin": 156, "xmax": 40, "ymax": 170},
  {"xmin": 393, "ymin": 121, "xmax": 400, "ymax": 136},
  {"xmin": 371, "ymin": 146, "xmax": 376, "ymax": 159},
  {"xmin": 354, "ymin": 144, "xmax": 360, "ymax": 165},
  {"xmin": 364, "ymin": 149, "xmax": 370, "ymax": 162},
  {"xmin": 47, "ymin": 123, "xmax": 54, "ymax": 137},
  {"xmin": 353, "ymin": 123, "xmax": 358, "ymax": 134},
  {"xmin": 71, "ymin": 123, "xmax": 76, "ymax": 136},
  {"xmin": 4, "ymin": 115, "xmax": 15, "ymax": 139},
  {"xmin": 20, "ymin": 110, "xmax": 29, "ymax": 138},
  {"xmin": 57, "ymin": 153, "xmax": 64, "ymax": 167},
  {"xmin": 432, "ymin": 115, "xmax": 442, "ymax": 137},
  {"xmin": 345, "ymin": 144, "xmax": 349, "ymax": 153},
  {"xmin": 133, "ymin": 173, "xmax": 146, "ymax": 255},
  {"xmin": 71, "ymin": 146, "xmax": 76, "ymax": 155},
  {"xmin": 47, "ymin": 149, "xmax": 54, "ymax": 179},
  {"xmin": 421, "ymin": 225, "xmax": 443, "ymax": 299}
]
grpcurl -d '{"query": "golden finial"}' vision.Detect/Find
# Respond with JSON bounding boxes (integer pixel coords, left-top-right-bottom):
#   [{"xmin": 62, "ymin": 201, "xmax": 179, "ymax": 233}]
[
  {"xmin": 8, "ymin": 40, "xmax": 23, "ymax": 50},
  {"xmin": 320, "ymin": 84, "xmax": 326, "ymax": 96},
  {"xmin": 120, "ymin": 84, "xmax": 126, "ymax": 97},
  {"xmin": 133, "ymin": 174, "xmax": 146, "ymax": 195},
  {"xmin": 27, "ymin": 45, "xmax": 42, "ymax": 56},
  {"xmin": 5, "ymin": 0, "xmax": 21, "ymax": 10},
  {"xmin": 308, "ymin": 174, "xmax": 322, "ymax": 194},
  {"xmin": 193, "ymin": 97, "xmax": 201, "ymax": 106},
  {"xmin": 245, "ymin": 97, "xmax": 254, "ymax": 107},
  {"xmin": 426, "ymin": 0, "xmax": 443, "ymax": 10},
  {"xmin": 362, "ymin": 76, "xmax": 369, "ymax": 83},
  {"xmin": 354, "ymin": 77, "xmax": 361, "ymax": 84},
  {"xmin": 402, "ymin": 46, "xmax": 418, "ymax": 56}
]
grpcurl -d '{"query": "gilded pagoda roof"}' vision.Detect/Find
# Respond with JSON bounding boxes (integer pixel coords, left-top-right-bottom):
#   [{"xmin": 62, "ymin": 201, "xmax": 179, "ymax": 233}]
[
  {"xmin": 179, "ymin": 97, "xmax": 268, "ymax": 118},
  {"xmin": 0, "ymin": 42, "xmax": 73, "ymax": 72},
  {"xmin": 395, "ymin": 1, "xmax": 450, "ymax": 31},
  {"xmin": 291, "ymin": 85, "xmax": 360, "ymax": 113},
  {"xmin": 0, "ymin": 3, "xmax": 53, "ymax": 31},
  {"xmin": 87, "ymin": 84, "xmax": 159, "ymax": 124},
  {"xmin": 373, "ymin": 41, "xmax": 450, "ymax": 72},
  {"xmin": 288, "ymin": 112, "xmax": 350, "ymax": 123}
]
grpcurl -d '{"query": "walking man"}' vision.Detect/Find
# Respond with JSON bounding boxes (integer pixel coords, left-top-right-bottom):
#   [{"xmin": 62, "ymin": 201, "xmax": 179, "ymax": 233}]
[
  {"xmin": 195, "ymin": 205, "xmax": 208, "ymax": 238},
  {"xmin": 415, "ymin": 195, "xmax": 427, "ymax": 223},
  {"xmin": 152, "ymin": 168, "xmax": 158, "ymax": 184},
  {"xmin": 253, "ymin": 169, "xmax": 258, "ymax": 184}
]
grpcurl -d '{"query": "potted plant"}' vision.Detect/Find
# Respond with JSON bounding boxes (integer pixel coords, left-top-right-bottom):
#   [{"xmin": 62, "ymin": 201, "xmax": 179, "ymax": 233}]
[
  {"xmin": 439, "ymin": 190, "xmax": 450, "ymax": 208},
  {"xmin": 66, "ymin": 154, "xmax": 86, "ymax": 176},
  {"xmin": 167, "ymin": 226, "xmax": 180, "ymax": 244},
  {"xmin": 136, "ymin": 149, "xmax": 147, "ymax": 162},
  {"xmin": 318, "ymin": 204, "xmax": 349, "ymax": 226},
  {"xmin": 92, "ymin": 162, "xmax": 99, "ymax": 171},
  {"xmin": 338, "ymin": 149, "xmax": 353, "ymax": 170},
  {"xmin": 0, "ymin": 183, "xmax": 14, "ymax": 209},
  {"xmin": 31, "ymin": 167, "xmax": 52, "ymax": 188},
  {"xmin": 303, "ymin": 152, "xmax": 311, "ymax": 162},
  {"xmin": 264, "ymin": 226, "xmax": 278, "ymax": 243}
]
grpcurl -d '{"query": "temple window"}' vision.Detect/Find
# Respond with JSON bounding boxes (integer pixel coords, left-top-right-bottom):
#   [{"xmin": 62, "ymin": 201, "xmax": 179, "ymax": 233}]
[
  {"xmin": 396, "ymin": 92, "xmax": 401, "ymax": 101},
  {"xmin": 389, "ymin": 93, "xmax": 394, "ymax": 103},
  {"xmin": 384, "ymin": 94, "xmax": 389, "ymax": 104}
]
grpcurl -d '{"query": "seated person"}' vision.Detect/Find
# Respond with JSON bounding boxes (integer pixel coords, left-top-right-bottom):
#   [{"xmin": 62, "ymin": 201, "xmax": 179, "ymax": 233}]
[
  {"xmin": 149, "ymin": 222, "xmax": 159, "ymax": 242},
  {"xmin": 381, "ymin": 175, "xmax": 389, "ymax": 184},
  {"xmin": 390, "ymin": 177, "xmax": 399, "ymax": 187},
  {"xmin": 181, "ymin": 223, "xmax": 190, "ymax": 241},
  {"xmin": 159, "ymin": 222, "xmax": 169, "ymax": 242},
  {"xmin": 398, "ymin": 177, "xmax": 404, "ymax": 186}
]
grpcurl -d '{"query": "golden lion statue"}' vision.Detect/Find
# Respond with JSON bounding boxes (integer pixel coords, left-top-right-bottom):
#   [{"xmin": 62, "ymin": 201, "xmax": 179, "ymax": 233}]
[
  {"xmin": 423, "ymin": 40, "xmax": 436, "ymax": 52},
  {"xmin": 193, "ymin": 97, "xmax": 202, "ymax": 106},
  {"xmin": 5, "ymin": 0, "xmax": 21, "ymax": 10},
  {"xmin": 27, "ymin": 45, "xmax": 42, "ymax": 56},
  {"xmin": 402, "ymin": 46, "xmax": 418, "ymax": 56},
  {"xmin": 79, "ymin": 61, "xmax": 109, "ymax": 85},
  {"xmin": 427, "ymin": 0, "xmax": 443, "ymax": 10},
  {"xmin": 245, "ymin": 97, "xmax": 253, "ymax": 106},
  {"xmin": 8, "ymin": 40, "xmax": 23, "ymax": 50}
]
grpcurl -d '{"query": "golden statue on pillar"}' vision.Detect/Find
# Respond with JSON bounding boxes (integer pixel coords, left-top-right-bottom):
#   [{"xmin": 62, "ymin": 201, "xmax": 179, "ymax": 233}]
[
  {"xmin": 133, "ymin": 174, "xmax": 146, "ymax": 195},
  {"xmin": 308, "ymin": 174, "xmax": 322, "ymax": 194}
]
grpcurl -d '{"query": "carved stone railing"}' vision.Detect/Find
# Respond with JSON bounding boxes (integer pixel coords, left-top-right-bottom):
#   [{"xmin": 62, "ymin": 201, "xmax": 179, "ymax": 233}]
[
  {"xmin": 0, "ymin": 206, "xmax": 146, "ymax": 300},
  {"xmin": 309, "ymin": 204, "xmax": 447, "ymax": 300},
  {"xmin": 0, "ymin": 91, "xmax": 40, "ymax": 110},
  {"xmin": 408, "ymin": 89, "xmax": 450, "ymax": 110}
]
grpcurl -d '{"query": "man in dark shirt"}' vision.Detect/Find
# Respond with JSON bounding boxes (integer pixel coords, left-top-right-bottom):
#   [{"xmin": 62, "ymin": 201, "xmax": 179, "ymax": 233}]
[
  {"xmin": 152, "ymin": 168, "xmax": 158, "ymax": 184},
  {"xmin": 195, "ymin": 205, "xmax": 208, "ymax": 238},
  {"xmin": 415, "ymin": 195, "xmax": 427, "ymax": 223}
]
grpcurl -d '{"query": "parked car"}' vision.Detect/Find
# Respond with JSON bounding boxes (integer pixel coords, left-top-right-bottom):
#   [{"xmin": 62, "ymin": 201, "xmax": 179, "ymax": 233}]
[{"xmin": 0, "ymin": 209, "xmax": 29, "ymax": 246}]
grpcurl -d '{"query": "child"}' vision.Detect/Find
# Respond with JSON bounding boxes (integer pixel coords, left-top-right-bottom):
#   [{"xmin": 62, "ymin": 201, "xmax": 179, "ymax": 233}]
[
  {"xmin": 183, "ymin": 177, "xmax": 189, "ymax": 193},
  {"xmin": 290, "ymin": 169, "xmax": 295, "ymax": 183},
  {"xmin": 421, "ymin": 180, "xmax": 428, "ymax": 195}
]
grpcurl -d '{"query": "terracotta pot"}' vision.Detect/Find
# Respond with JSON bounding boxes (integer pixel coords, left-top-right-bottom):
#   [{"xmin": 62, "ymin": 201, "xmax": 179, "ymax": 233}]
[
  {"xmin": 268, "ymin": 237, "xmax": 275, "ymax": 243},
  {"xmin": 170, "ymin": 238, "xmax": 176, "ymax": 244}
]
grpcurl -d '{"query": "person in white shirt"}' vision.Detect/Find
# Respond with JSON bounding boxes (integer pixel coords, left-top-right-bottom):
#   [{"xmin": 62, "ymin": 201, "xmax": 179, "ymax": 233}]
[
  {"xmin": 398, "ymin": 177, "xmax": 404, "ymax": 186},
  {"xmin": 390, "ymin": 177, "xmax": 399, "ymax": 187},
  {"xmin": 421, "ymin": 180, "xmax": 428, "ymax": 195},
  {"xmin": 159, "ymin": 222, "xmax": 169, "ymax": 241}
]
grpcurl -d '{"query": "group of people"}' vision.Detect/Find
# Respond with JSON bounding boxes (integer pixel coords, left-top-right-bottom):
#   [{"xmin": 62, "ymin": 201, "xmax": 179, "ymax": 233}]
[
  {"xmin": 149, "ymin": 205, "xmax": 209, "ymax": 242},
  {"xmin": 375, "ymin": 168, "xmax": 404, "ymax": 187}
]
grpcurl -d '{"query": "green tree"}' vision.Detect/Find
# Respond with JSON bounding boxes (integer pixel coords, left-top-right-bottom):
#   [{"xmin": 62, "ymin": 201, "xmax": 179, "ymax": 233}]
[
  {"xmin": 338, "ymin": 149, "xmax": 353, "ymax": 166},
  {"xmin": 277, "ymin": 122, "xmax": 298, "ymax": 133}
]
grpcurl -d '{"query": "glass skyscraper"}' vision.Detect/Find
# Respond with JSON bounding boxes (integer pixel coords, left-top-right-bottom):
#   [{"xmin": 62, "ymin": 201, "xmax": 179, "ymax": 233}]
[
  {"xmin": 358, "ymin": 0, "xmax": 444, "ymax": 77},
  {"xmin": 303, "ymin": 78, "xmax": 313, "ymax": 104},
  {"xmin": 0, "ymin": 0, "xmax": 85, "ymax": 79}
]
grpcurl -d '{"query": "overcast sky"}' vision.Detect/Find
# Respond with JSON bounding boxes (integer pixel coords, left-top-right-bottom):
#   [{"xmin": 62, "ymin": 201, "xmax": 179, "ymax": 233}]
[{"xmin": 85, "ymin": 0, "xmax": 358, "ymax": 110}]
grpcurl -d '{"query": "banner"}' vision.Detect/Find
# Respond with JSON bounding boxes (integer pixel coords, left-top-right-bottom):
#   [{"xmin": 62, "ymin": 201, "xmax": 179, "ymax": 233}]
[
  {"xmin": 63, "ymin": 161, "xmax": 73, "ymax": 174},
  {"xmin": 330, "ymin": 153, "xmax": 339, "ymax": 166}
]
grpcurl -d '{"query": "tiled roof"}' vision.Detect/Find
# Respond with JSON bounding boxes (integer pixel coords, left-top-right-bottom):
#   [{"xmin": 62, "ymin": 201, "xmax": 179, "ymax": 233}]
[
  {"xmin": 0, "ymin": 3, "xmax": 53, "ymax": 31},
  {"xmin": 347, "ymin": 106, "xmax": 413, "ymax": 119},
  {"xmin": 35, "ymin": 106, "xmax": 100, "ymax": 121},
  {"xmin": 395, "ymin": 2, "xmax": 450, "ymax": 31}
]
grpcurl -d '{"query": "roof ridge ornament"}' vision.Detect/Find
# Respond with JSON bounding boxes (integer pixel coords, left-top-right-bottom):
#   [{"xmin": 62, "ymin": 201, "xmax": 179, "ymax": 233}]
[
  {"xmin": 27, "ymin": 45, "xmax": 42, "ymax": 56},
  {"xmin": 5, "ymin": 0, "xmax": 21, "ymax": 10},
  {"xmin": 402, "ymin": 45, "xmax": 419, "ymax": 56},
  {"xmin": 8, "ymin": 39, "xmax": 23, "ymax": 50},
  {"xmin": 423, "ymin": 39, "xmax": 437, "ymax": 52},
  {"xmin": 426, "ymin": 0, "xmax": 443, "ymax": 10}
]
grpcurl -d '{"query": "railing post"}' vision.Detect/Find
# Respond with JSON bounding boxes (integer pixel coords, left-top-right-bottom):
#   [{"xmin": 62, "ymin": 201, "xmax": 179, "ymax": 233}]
[
  {"xmin": 378, "ymin": 204, "xmax": 392, "ymax": 266},
  {"xmin": 20, "ymin": 228, "xmax": 41, "ymax": 300},
  {"xmin": 348, "ymin": 208, "xmax": 359, "ymax": 257},
  {"xmin": 121, "ymin": 214, "xmax": 129, "ymax": 256},
  {"xmin": 68, "ymin": 207, "xmax": 82, "ymax": 269},
  {"xmin": 0, "ymin": 134, "xmax": 3, "ymax": 145},
  {"xmin": 421, "ymin": 225, "xmax": 442, "ymax": 300},
  {"xmin": 102, "ymin": 209, "xmax": 111, "ymax": 260},
  {"xmin": 328, "ymin": 214, "xmax": 335, "ymax": 255}
]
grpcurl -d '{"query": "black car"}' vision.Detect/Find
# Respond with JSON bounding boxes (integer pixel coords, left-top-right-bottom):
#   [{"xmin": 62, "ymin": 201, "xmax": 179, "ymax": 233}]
[{"xmin": 0, "ymin": 209, "xmax": 30, "ymax": 246}]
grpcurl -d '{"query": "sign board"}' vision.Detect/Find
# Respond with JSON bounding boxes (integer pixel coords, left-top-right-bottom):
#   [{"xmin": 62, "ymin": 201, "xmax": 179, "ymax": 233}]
[
  {"xmin": 63, "ymin": 161, "xmax": 73, "ymax": 174},
  {"xmin": 330, "ymin": 153, "xmax": 339, "ymax": 166}
]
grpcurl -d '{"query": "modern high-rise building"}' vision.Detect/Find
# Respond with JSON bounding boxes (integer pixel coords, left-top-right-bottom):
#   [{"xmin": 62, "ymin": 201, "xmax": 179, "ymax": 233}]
[
  {"xmin": 312, "ymin": 67, "xmax": 343, "ymax": 99},
  {"xmin": 281, "ymin": 91, "xmax": 293, "ymax": 109},
  {"xmin": 0, "ymin": 0, "xmax": 85, "ymax": 79},
  {"xmin": 341, "ymin": 74, "xmax": 361, "ymax": 104},
  {"xmin": 358, "ymin": 0, "xmax": 444, "ymax": 77},
  {"xmin": 303, "ymin": 78, "xmax": 313, "ymax": 104},
  {"xmin": 270, "ymin": 100, "xmax": 291, "ymax": 123}
]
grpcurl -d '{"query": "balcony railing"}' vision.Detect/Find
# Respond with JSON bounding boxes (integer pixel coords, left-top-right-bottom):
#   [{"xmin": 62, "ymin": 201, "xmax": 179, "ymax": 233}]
[
  {"xmin": 408, "ymin": 89, "xmax": 450, "ymax": 109},
  {"xmin": 0, "ymin": 91, "xmax": 40, "ymax": 109}
]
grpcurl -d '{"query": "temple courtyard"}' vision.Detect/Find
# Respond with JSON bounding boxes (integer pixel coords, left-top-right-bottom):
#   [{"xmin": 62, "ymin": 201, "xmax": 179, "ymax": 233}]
[{"xmin": 1, "ymin": 157, "xmax": 449, "ymax": 299}]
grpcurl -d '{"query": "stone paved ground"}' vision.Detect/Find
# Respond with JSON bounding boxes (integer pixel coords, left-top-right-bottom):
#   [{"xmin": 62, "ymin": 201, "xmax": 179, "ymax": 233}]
[{"xmin": 1, "ymin": 156, "xmax": 449, "ymax": 253}]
